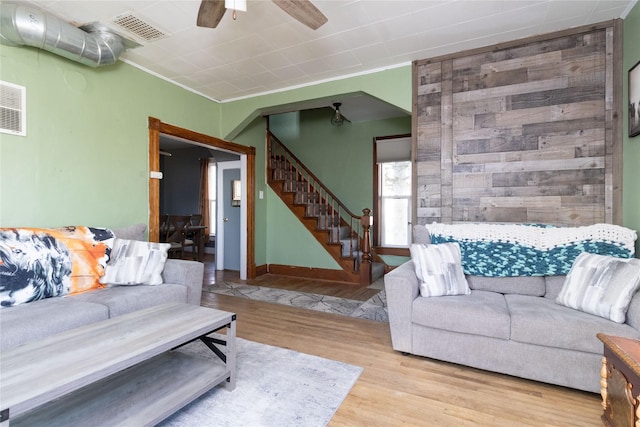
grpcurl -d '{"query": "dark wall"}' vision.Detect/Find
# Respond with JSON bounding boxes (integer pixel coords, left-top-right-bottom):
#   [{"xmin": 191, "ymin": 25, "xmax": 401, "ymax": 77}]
[{"xmin": 160, "ymin": 146, "xmax": 209, "ymax": 215}]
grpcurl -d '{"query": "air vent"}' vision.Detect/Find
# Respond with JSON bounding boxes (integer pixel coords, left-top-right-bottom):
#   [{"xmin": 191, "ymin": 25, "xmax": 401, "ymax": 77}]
[
  {"xmin": 0, "ymin": 81, "xmax": 26, "ymax": 136},
  {"xmin": 111, "ymin": 12, "xmax": 169, "ymax": 43}
]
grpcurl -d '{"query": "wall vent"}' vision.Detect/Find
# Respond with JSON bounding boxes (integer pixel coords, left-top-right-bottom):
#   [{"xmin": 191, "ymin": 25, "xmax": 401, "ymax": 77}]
[
  {"xmin": 111, "ymin": 12, "xmax": 169, "ymax": 43},
  {"xmin": 0, "ymin": 81, "xmax": 26, "ymax": 136}
]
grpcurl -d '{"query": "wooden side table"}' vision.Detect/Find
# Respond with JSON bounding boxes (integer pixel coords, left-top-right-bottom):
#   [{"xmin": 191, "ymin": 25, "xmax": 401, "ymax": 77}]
[{"xmin": 598, "ymin": 333, "xmax": 640, "ymax": 427}]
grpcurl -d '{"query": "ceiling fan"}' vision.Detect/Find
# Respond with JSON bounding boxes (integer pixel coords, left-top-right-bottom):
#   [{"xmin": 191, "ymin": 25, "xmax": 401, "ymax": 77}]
[{"xmin": 197, "ymin": 0, "xmax": 328, "ymax": 30}]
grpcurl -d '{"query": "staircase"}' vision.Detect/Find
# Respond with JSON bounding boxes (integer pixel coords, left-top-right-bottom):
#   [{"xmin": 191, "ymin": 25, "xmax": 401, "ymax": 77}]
[{"xmin": 267, "ymin": 131, "xmax": 385, "ymax": 285}]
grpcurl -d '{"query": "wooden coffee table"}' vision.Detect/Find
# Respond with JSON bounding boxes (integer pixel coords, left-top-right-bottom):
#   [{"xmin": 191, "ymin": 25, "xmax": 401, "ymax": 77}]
[{"xmin": 0, "ymin": 303, "xmax": 236, "ymax": 426}]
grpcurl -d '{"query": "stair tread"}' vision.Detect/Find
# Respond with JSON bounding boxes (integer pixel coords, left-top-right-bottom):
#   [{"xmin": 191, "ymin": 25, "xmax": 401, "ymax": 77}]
[{"xmin": 269, "ymin": 146, "xmax": 378, "ymax": 285}]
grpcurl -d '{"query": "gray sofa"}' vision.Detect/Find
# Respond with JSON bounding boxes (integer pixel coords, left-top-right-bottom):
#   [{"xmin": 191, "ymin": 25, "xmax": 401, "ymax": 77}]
[
  {"xmin": 0, "ymin": 225, "xmax": 204, "ymax": 352},
  {"xmin": 384, "ymin": 228, "xmax": 640, "ymax": 393}
]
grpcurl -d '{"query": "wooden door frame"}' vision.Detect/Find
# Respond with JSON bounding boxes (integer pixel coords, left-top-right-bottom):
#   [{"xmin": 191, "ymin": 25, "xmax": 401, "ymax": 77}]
[{"xmin": 148, "ymin": 117, "xmax": 257, "ymax": 279}]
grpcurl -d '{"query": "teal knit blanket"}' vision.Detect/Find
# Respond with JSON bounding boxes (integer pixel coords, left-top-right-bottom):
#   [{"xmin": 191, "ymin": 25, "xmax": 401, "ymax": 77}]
[{"xmin": 426, "ymin": 223, "xmax": 637, "ymax": 276}]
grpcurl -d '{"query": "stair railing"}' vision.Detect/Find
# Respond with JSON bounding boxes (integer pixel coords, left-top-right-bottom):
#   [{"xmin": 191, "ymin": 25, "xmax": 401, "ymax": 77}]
[{"xmin": 267, "ymin": 131, "xmax": 372, "ymax": 280}]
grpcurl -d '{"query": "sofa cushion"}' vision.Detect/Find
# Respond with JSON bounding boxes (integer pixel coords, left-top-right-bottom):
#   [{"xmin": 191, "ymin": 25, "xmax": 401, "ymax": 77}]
[
  {"xmin": 71, "ymin": 284, "xmax": 187, "ymax": 317},
  {"xmin": 111, "ymin": 223, "xmax": 147, "ymax": 241},
  {"xmin": 0, "ymin": 297, "xmax": 109, "ymax": 351},
  {"xmin": 413, "ymin": 225, "xmax": 431, "ymax": 245},
  {"xmin": 100, "ymin": 238, "xmax": 170, "ymax": 286},
  {"xmin": 556, "ymin": 253, "xmax": 640, "ymax": 323},
  {"xmin": 412, "ymin": 290, "xmax": 510, "ymax": 340},
  {"xmin": 627, "ymin": 291, "xmax": 640, "ymax": 332},
  {"xmin": 466, "ymin": 275, "xmax": 545, "ymax": 296},
  {"xmin": 410, "ymin": 243, "xmax": 470, "ymax": 297},
  {"xmin": 544, "ymin": 275, "xmax": 566, "ymax": 300},
  {"xmin": 507, "ymin": 294, "xmax": 640, "ymax": 354},
  {"xmin": 0, "ymin": 226, "xmax": 114, "ymax": 307}
]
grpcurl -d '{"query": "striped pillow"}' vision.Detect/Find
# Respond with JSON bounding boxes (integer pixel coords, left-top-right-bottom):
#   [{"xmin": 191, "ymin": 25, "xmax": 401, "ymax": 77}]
[
  {"xmin": 556, "ymin": 252, "xmax": 640, "ymax": 323},
  {"xmin": 100, "ymin": 239, "xmax": 170, "ymax": 286},
  {"xmin": 410, "ymin": 243, "xmax": 470, "ymax": 297}
]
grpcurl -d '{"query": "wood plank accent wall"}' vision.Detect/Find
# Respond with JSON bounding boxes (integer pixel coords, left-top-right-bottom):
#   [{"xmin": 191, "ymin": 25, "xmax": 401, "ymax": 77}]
[{"xmin": 413, "ymin": 20, "xmax": 623, "ymax": 227}]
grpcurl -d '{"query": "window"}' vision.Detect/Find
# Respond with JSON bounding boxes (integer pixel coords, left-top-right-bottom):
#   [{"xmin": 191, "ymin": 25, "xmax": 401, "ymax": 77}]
[
  {"xmin": 379, "ymin": 161, "xmax": 411, "ymax": 247},
  {"xmin": 208, "ymin": 161, "xmax": 217, "ymax": 236},
  {"xmin": 374, "ymin": 135, "xmax": 412, "ymax": 248}
]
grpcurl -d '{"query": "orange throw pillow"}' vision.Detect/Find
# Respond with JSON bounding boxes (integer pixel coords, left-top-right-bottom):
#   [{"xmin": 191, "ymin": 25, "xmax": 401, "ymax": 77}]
[{"xmin": 0, "ymin": 226, "xmax": 114, "ymax": 307}]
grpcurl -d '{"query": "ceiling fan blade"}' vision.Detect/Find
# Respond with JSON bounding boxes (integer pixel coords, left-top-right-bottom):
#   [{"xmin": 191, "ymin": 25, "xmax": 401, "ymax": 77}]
[
  {"xmin": 197, "ymin": 0, "xmax": 227, "ymax": 28},
  {"xmin": 271, "ymin": 0, "xmax": 328, "ymax": 30}
]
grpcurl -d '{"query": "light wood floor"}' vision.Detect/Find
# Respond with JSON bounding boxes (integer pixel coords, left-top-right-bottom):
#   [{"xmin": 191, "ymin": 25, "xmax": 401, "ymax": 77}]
[{"xmin": 201, "ymin": 259, "xmax": 602, "ymax": 426}]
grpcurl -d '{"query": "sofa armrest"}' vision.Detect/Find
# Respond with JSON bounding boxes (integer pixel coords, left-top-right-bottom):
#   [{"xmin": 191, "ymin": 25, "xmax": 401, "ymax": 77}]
[
  {"xmin": 384, "ymin": 260, "xmax": 420, "ymax": 353},
  {"xmin": 162, "ymin": 259, "xmax": 204, "ymax": 306}
]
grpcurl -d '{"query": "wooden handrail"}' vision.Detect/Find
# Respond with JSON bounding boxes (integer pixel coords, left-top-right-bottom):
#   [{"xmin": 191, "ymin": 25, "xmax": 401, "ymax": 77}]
[
  {"xmin": 267, "ymin": 130, "xmax": 373, "ymax": 281},
  {"xmin": 268, "ymin": 131, "xmax": 361, "ymax": 220},
  {"xmin": 360, "ymin": 208, "xmax": 372, "ymax": 285}
]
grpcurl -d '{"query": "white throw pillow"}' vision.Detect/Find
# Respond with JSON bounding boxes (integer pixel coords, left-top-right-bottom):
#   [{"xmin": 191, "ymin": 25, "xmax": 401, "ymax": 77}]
[
  {"xmin": 100, "ymin": 238, "xmax": 170, "ymax": 286},
  {"xmin": 556, "ymin": 252, "xmax": 640, "ymax": 323},
  {"xmin": 410, "ymin": 243, "xmax": 470, "ymax": 297}
]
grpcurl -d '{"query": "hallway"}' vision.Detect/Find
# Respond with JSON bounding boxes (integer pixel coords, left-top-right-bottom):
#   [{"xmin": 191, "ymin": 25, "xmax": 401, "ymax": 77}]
[{"xmin": 199, "ymin": 254, "xmax": 379, "ymax": 302}]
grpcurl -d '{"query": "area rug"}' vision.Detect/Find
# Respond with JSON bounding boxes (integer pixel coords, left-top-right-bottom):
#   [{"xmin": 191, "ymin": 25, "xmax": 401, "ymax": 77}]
[
  {"xmin": 159, "ymin": 338, "xmax": 363, "ymax": 427},
  {"xmin": 205, "ymin": 282, "xmax": 388, "ymax": 322}
]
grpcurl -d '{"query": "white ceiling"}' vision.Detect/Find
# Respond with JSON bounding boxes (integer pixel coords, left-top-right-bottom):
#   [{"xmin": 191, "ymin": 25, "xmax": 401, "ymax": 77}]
[
  {"xmin": 24, "ymin": 0, "xmax": 636, "ymax": 104},
  {"xmin": 17, "ymin": 0, "xmax": 634, "ymax": 126}
]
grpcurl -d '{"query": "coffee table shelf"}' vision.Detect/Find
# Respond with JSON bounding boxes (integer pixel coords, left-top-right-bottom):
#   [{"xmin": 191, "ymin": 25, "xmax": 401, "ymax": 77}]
[
  {"xmin": 12, "ymin": 349, "xmax": 228, "ymax": 426},
  {"xmin": 0, "ymin": 303, "xmax": 236, "ymax": 426}
]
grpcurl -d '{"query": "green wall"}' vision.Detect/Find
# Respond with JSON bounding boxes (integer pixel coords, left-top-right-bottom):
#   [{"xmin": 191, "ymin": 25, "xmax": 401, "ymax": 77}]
[
  {"xmin": 219, "ymin": 66, "xmax": 412, "ymax": 139},
  {"xmin": 270, "ymin": 109, "xmax": 411, "ymax": 213},
  {"xmin": 228, "ymin": 116, "xmax": 269, "ymax": 266},
  {"xmin": 0, "ymin": 46, "xmax": 220, "ymax": 229},
  {"xmin": 265, "ymin": 109, "xmax": 411, "ymax": 268},
  {"xmin": 623, "ymin": 3, "xmax": 640, "ymax": 255}
]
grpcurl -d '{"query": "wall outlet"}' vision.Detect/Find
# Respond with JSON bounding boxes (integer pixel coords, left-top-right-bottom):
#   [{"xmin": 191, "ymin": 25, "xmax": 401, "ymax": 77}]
[{"xmin": 259, "ymin": 190, "xmax": 264, "ymax": 199}]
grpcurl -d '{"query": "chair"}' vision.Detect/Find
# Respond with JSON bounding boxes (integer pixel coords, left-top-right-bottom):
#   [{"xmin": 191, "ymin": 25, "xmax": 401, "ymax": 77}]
[
  {"xmin": 165, "ymin": 215, "xmax": 196, "ymax": 259},
  {"xmin": 187, "ymin": 214, "xmax": 206, "ymax": 261},
  {"xmin": 159, "ymin": 214, "xmax": 169, "ymax": 242},
  {"xmin": 189, "ymin": 214, "xmax": 202, "ymax": 227}
]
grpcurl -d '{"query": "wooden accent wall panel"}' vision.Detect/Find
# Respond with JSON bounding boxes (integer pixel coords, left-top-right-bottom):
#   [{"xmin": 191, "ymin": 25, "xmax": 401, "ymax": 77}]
[{"xmin": 413, "ymin": 21, "xmax": 622, "ymax": 227}]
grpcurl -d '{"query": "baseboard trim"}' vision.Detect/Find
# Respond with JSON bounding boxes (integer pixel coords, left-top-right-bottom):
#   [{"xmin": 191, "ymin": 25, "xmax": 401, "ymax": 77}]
[
  {"xmin": 267, "ymin": 264, "xmax": 357, "ymax": 284},
  {"xmin": 255, "ymin": 264, "xmax": 268, "ymax": 276}
]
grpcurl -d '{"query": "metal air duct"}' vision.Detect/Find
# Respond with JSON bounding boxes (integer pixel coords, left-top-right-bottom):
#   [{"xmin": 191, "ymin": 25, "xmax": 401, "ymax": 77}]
[{"xmin": 0, "ymin": 2, "xmax": 126, "ymax": 67}]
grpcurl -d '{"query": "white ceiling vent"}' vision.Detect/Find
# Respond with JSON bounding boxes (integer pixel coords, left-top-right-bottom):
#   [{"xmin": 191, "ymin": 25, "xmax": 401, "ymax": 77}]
[
  {"xmin": 0, "ymin": 81, "xmax": 26, "ymax": 136},
  {"xmin": 111, "ymin": 13, "xmax": 169, "ymax": 44}
]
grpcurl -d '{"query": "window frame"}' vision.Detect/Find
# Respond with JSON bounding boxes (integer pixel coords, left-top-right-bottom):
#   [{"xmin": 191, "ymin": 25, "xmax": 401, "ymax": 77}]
[
  {"xmin": 378, "ymin": 161, "xmax": 412, "ymax": 248},
  {"xmin": 373, "ymin": 134, "xmax": 412, "ymax": 250}
]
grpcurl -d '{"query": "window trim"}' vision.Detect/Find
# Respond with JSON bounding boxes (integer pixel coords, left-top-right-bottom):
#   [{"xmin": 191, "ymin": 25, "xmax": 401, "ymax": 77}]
[{"xmin": 373, "ymin": 133, "xmax": 411, "ymax": 248}]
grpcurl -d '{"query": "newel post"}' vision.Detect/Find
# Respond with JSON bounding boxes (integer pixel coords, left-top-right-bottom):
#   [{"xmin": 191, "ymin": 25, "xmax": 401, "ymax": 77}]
[{"xmin": 360, "ymin": 208, "xmax": 372, "ymax": 285}]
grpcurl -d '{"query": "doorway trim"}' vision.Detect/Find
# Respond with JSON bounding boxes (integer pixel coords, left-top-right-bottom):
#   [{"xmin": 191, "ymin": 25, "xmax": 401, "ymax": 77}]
[{"xmin": 148, "ymin": 117, "xmax": 256, "ymax": 280}]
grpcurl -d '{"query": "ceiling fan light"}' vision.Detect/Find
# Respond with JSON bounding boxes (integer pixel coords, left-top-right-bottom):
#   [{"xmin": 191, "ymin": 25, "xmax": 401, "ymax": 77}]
[{"xmin": 225, "ymin": 0, "xmax": 247, "ymax": 12}]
